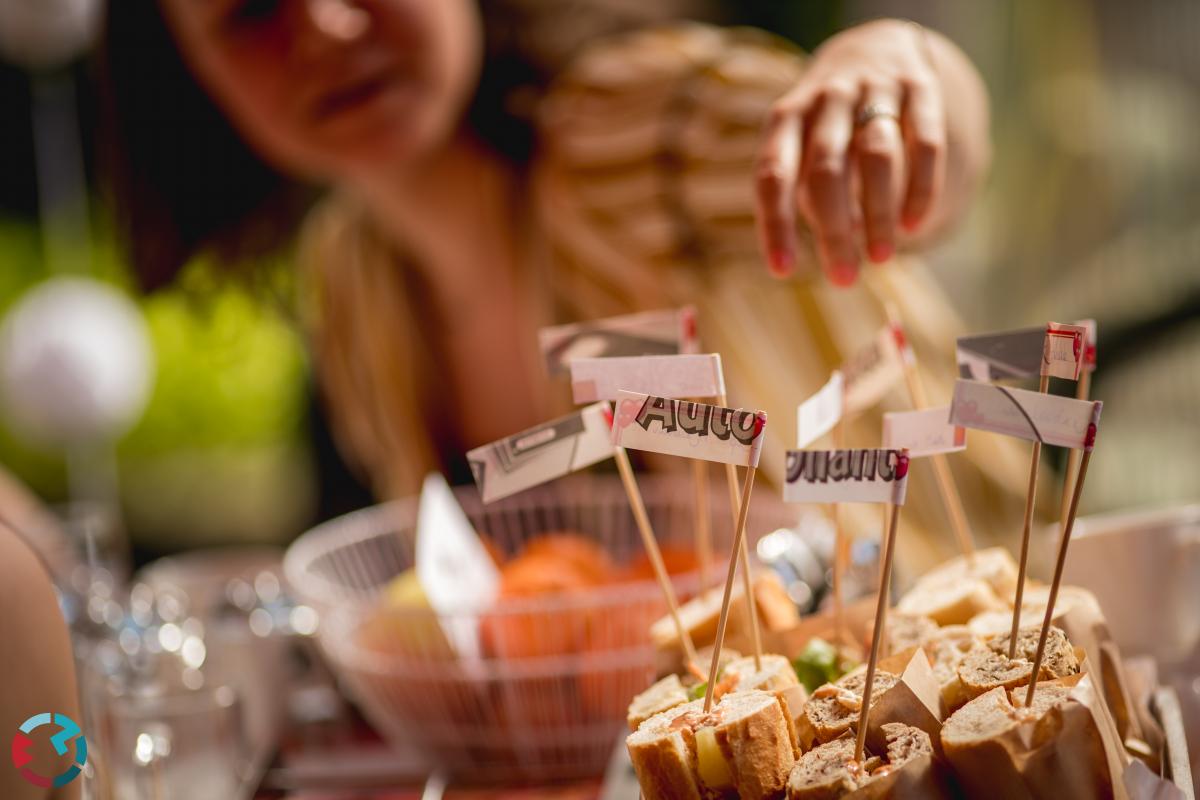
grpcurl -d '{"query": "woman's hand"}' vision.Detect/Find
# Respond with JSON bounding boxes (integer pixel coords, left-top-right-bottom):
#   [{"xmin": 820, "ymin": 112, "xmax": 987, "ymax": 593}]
[{"xmin": 756, "ymin": 19, "xmax": 978, "ymax": 286}]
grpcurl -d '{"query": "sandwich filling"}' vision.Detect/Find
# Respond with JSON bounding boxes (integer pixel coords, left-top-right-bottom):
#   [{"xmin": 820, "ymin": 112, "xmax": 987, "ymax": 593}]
[{"xmin": 787, "ymin": 724, "xmax": 934, "ymax": 799}]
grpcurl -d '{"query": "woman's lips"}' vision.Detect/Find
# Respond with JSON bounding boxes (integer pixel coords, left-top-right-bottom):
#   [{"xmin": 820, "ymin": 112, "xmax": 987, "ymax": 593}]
[{"xmin": 309, "ymin": 67, "xmax": 418, "ymax": 124}]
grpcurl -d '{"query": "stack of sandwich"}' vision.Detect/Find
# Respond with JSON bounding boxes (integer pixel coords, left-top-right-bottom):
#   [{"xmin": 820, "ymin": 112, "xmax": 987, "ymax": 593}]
[{"xmin": 624, "ymin": 547, "xmax": 1131, "ymax": 799}]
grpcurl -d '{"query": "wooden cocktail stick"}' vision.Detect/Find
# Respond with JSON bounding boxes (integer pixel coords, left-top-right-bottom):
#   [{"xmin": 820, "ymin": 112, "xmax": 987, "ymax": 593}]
[
  {"xmin": 855, "ymin": 499, "xmax": 904, "ymax": 763},
  {"xmin": 1058, "ymin": 368, "xmax": 1091, "ymax": 533},
  {"xmin": 1008, "ymin": 372, "xmax": 1050, "ymax": 658},
  {"xmin": 718, "ymin": 392, "xmax": 762, "ymax": 671},
  {"xmin": 613, "ymin": 445, "xmax": 699, "ymax": 672},
  {"xmin": 830, "ymin": 419, "xmax": 850, "ymax": 650},
  {"xmin": 883, "ymin": 303, "xmax": 975, "ymax": 561},
  {"xmin": 703, "ymin": 462, "xmax": 759, "ymax": 711},
  {"xmin": 692, "ymin": 458, "xmax": 713, "ymax": 593},
  {"xmin": 1025, "ymin": 406, "xmax": 1100, "ymax": 705}
]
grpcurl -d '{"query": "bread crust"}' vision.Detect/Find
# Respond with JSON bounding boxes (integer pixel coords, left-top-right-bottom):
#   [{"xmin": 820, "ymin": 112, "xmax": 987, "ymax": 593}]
[
  {"xmin": 629, "ymin": 673, "xmax": 691, "ymax": 732},
  {"xmin": 628, "ymin": 690, "xmax": 796, "ymax": 800}
]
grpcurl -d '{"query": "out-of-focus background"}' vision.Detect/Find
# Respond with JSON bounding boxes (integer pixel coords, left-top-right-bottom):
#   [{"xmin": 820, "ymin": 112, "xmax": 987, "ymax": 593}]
[{"xmin": 2, "ymin": 0, "xmax": 1197, "ymax": 562}]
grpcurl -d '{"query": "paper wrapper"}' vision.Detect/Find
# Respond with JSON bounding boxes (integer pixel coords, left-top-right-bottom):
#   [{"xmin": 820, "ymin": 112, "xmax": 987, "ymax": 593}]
[
  {"xmin": 844, "ymin": 752, "xmax": 956, "ymax": 800},
  {"xmin": 865, "ymin": 648, "xmax": 946, "ymax": 757},
  {"xmin": 1123, "ymin": 760, "xmax": 1188, "ymax": 800},
  {"xmin": 943, "ymin": 673, "xmax": 1119, "ymax": 799}
]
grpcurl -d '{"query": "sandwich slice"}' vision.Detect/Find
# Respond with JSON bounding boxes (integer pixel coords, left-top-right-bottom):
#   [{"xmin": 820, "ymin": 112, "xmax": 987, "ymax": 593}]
[
  {"xmin": 626, "ymin": 650, "xmax": 792, "ymax": 731},
  {"xmin": 895, "ymin": 577, "xmax": 1004, "ymax": 627},
  {"xmin": 967, "ymin": 584, "xmax": 1104, "ymax": 639},
  {"xmin": 651, "ymin": 572, "xmax": 800, "ymax": 655},
  {"xmin": 940, "ymin": 679, "xmax": 1112, "ymax": 799},
  {"xmin": 798, "ymin": 670, "xmax": 900, "ymax": 750},
  {"xmin": 787, "ymin": 723, "xmax": 946, "ymax": 800},
  {"xmin": 886, "ymin": 614, "xmax": 939, "ymax": 654},
  {"xmin": 722, "ymin": 653, "xmax": 802, "ymax": 694},
  {"xmin": 913, "ymin": 547, "xmax": 1020, "ymax": 599},
  {"xmin": 956, "ymin": 625, "xmax": 1079, "ymax": 703},
  {"xmin": 629, "ymin": 673, "xmax": 691, "ymax": 732},
  {"xmin": 627, "ymin": 689, "xmax": 798, "ymax": 800},
  {"xmin": 895, "ymin": 547, "xmax": 1018, "ymax": 626}
]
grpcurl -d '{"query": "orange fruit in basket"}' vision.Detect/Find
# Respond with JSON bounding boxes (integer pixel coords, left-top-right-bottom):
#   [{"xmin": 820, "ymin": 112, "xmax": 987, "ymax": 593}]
[
  {"xmin": 578, "ymin": 613, "xmax": 656, "ymax": 723},
  {"xmin": 522, "ymin": 531, "xmax": 616, "ymax": 584},
  {"xmin": 623, "ymin": 544, "xmax": 700, "ymax": 582},
  {"xmin": 480, "ymin": 551, "xmax": 600, "ymax": 659}
]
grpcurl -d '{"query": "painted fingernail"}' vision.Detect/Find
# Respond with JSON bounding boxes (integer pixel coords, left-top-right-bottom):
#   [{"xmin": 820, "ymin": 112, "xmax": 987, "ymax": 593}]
[
  {"xmin": 869, "ymin": 242, "xmax": 895, "ymax": 264},
  {"xmin": 769, "ymin": 247, "xmax": 795, "ymax": 276},
  {"xmin": 902, "ymin": 213, "xmax": 923, "ymax": 232},
  {"xmin": 830, "ymin": 261, "xmax": 858, "ymax": 287}
]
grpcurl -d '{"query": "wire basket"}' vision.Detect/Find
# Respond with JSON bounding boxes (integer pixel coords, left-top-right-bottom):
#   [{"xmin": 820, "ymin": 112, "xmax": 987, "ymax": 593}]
[{"xmin": 284, "ymin": 474, "xmax": 800, "ymax": 781}]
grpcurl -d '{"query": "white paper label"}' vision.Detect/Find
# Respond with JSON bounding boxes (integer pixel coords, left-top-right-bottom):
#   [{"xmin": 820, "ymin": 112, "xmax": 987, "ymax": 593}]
[
  {"xmin": 844, "ymin": 324, "xmax": 910, "ymax": 415},
  {"xmin": 538, "ymin": 307, "xmax": 698, "ymax": 376},
  {"xmin": 611, "ymin": 390, "xmax": 765, "ymax": 468},
  {"xmin": 797, "ymin": 371, "xmax": 844, "ymax": 448},
  {"xmin": 882, "ymin": 406, "xmax": 966, "ymax": 457},
  {"xmin": 783, "ymin": 449, "xmax": 909, "ymax": 505},
  {"xmin": 949, "ymin": 379, "xmax": 1102, "ymax": 450},
  {"xmin": 467, "ymin": 403, "xmax": 615, "ymax": 503},
  {"xmin": 957, "ymin": 319, "xmax": 1094, "ymax": 382},
  {"xmin": 1042, "ymin": 322, "xmax": 1088, "ymax": 380},
  {"xmin": 568, "ymin": 353, "xmax": 724, "ymax": 403},
  {"xmin": 415, "ymin": 473, "xmax": 500, "ymax": 659}
]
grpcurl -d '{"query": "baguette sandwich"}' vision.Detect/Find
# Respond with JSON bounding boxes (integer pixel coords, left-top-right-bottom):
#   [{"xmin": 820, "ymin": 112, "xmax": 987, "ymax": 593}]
[
  {"xmin": 652, "ymin": 573, "xmax": 800, "ymax": 655},
  {"xmin": 940, "ymin": 679, "xmax": 1112, "ymax": 799},
  {"xmin": 955, "ymin": 625, "xmax": 1079, "ymax": 704},
  {"xmin": 627, "ymin": 689, "xmax": 799, "ymax": 800},
  {"xmin": 627, "ymin": 651, "xmax": 799, "ymax": 731},
  {"xmin": 787, "ymin": 723, "xmax": 949, "ymax": 800},
  {"xmin": 797, "ymin": 670, "xmax": 899, "ymax": 751},
  {"xmin": 895, "ymin": 548, "xmax": 1018, "ymax": 626}
]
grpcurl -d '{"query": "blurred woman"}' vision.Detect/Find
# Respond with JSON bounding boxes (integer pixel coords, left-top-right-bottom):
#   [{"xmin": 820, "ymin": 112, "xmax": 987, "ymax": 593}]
[{"xmin": 102, "ymin": 1, "xmax": 1017, "ymax": 557}]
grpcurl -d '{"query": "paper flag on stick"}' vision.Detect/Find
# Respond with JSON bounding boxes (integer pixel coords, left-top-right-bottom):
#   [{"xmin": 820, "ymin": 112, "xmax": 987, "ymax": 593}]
[
  {"xmin": 783, "ymin": 449, "xmax": 910, "ymax": 505},
  {"xmin": 957, "ymin": 320, "xmax": 1095, "ymax": 383},
  {"xmin": 956, "ymin": 326, "xmax": 1045, "ymax": 382},
  {"xmin": 467, "ymin": 403, "xmax": 615, "ymax": 503},
  {"xmin": 416, "ymin": 473, "xmax": 500, "ymax": 658},
  {"xmin": 797, "ymin": 371, "xmax": 844, "ymax": 447},
  {"xmin": 882, "ymin": 406, "xmax": 966, "ymax": 457},
  {"xmin": 1041, "ymin": 322, "xmax": 1088, "ymax": 381},
  {"xmin": 611, "ymin": 390, "xmax": 766, "ymax": 468},
  {"xmin": 539, "ymin": 307, "xmax": 698, "ymax": 376},
  {"xmin": 949, "ymin": 379, "xmax": 1102, "ymax": 450},
  {"xmin": 844, "ymin": 323, "xmax": 913, "ymax": 415},
  {"xmin": 568, "ymin": 353, "xmax": 724, "ymax": 404}
]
